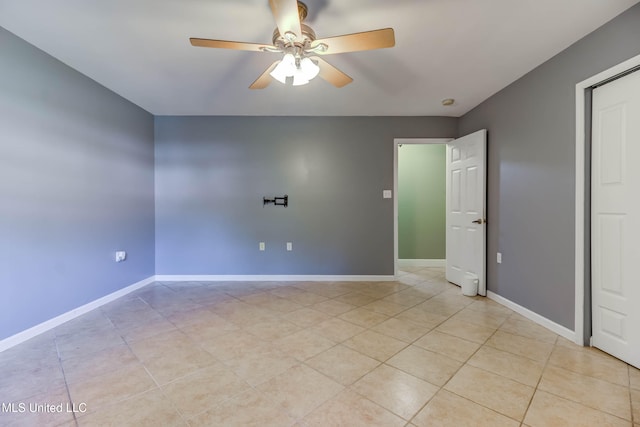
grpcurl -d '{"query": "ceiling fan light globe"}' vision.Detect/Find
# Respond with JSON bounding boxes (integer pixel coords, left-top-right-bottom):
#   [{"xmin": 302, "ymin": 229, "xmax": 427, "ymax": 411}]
[
  {"xmin": 300, "ymin": 57, "xmax": 320, "ymax": 80},
  {"xmin": 270, "ymin": 53, "xmax": 296, "ymax": 83},
  {"xmin": 282, "ymin": 53, "xmax": 296, "ymax": 68},
  {"xmin": 269, "ymin": 65, "xmax": 288, "ymax": 84},
  {"xmin": 292, "ymin": 70, "xmax": 310, "ymax": 86}
]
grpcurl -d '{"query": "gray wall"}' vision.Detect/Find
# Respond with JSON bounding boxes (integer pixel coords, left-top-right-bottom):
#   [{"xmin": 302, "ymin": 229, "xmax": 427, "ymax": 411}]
[
  {"xmin": 155, "ymin": 116, "xmax": 457, "ymax": 275},
  {"xmin": 398, "ymin": 144, "xmax": 446, "ymax": 259},
  {"xmin": 459, "ymin": 4, "xmax": 640, "ymax": 330},
  {"xmin": 0, "ymin": 28, "xmax": 155, "ymax": 340}
]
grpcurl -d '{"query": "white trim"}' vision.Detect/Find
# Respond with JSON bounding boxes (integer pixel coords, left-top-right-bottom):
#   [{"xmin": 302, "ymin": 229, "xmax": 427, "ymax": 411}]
[
  {"xmin": 393, "ymin": 138, "xmax": 452, "ymax": 278},
  {"xmin": 0, "ymin": 276, "xmax": 156, "ymax": 353},
  {"xmin": 398, "ymin": 259, "xmax": 446, "ymax": 268},
  {"xmin": 487, "ymin": 291, "xmax": 575, "ymax": 342},
  {"xmin": 155, "ymin": 275, "xmax": 396, "ymax": 282},
  {"xmin": 574, "ymin": 53, "xmax": 640, "ymax": 346}
]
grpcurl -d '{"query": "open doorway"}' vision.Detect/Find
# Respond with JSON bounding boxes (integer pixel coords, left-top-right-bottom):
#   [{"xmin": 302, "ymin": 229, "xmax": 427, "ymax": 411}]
[{"xmin": 393, "ymin": 138, "xmax": 451, "ymax": 276}]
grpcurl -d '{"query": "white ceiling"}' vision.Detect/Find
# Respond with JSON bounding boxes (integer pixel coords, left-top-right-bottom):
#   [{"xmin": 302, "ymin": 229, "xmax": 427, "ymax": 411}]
[{"xmin": 1, "ymin": 0, "xmax": 638, "ymax": 116}]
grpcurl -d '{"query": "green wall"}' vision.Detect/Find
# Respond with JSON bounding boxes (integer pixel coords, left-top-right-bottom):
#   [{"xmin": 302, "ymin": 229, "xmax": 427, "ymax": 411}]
[{"xmin": 398, "ymin": 144, "xmax": 446, "ymax": 259}]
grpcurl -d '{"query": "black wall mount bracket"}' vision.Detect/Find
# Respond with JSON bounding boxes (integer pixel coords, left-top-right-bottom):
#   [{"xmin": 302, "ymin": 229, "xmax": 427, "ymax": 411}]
[{"xmin": 263, "ymin": 195, "xmax": 288, "ymax": 207}]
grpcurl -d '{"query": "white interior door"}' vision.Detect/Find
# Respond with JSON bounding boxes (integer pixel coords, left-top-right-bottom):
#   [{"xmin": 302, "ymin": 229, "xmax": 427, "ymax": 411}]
[
  {"xmin": 591, "ymin": 70, "xmax": 640, "ymax": 368},
  {"xmin": 446, "ymin": 129, "xmax": 487, "ymax": 295}
]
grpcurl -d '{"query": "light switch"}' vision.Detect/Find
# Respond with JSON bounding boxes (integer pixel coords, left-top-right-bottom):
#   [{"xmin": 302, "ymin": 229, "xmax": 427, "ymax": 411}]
[
  {"xmin": 259, "ymin": 242, "xmax": 265, "ymax": 251},
  {"xmin": 383, "ymin": 190, "xmax": 392, "ymax": 199}
]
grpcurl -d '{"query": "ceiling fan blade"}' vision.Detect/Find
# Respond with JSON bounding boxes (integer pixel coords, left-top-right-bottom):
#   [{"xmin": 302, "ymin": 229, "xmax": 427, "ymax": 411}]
[
  {"xmin": 313, "ymin": 57, "xmax": 353, "ymax": 88},
  {"xmin": 311, "ymin": 28, "xmax": 395, "ymax": 55},
  {"xmin": 249, "ymin": 61, "xmax": 280, "ymax": 89},
  {"xmin": 190, "ymin": 38, "xmax": 272, "ymax": 52},
  {"xmin": 269, "ymin": 0, "xmax": 302, "ymax": 41}
]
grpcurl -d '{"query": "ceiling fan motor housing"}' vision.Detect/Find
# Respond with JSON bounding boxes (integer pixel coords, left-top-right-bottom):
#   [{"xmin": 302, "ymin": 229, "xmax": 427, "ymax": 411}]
[{"xmin": 272, "ymin": 24, "xmax": 316, "ymax": 49}]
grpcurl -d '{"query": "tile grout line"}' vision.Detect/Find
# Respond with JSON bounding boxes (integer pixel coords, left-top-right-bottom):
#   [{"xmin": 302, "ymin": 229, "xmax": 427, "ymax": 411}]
[
  {"xmin": 519, "ymin": 332, "xmax": 559, "ymax": 425},
  {"xmin": 531, "ymin": 337, "xmax": 634, "ymax": 424},
  {"xmin": 54, "ymin": 336, "xmax": 80, "ymax": 427},
  {"xmin": 402, "ymin": 297, "xmax": 506, "ymax": 425},
  {"xmin": 111, "ymin": 296, "xmax": 194, "ymax": 427}
]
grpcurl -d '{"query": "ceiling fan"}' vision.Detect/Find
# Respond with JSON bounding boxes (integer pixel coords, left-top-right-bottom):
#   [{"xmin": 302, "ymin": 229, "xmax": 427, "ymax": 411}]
[{"xmin": 190, "ymin": 0, "xmax": 395, "ymax": 89}]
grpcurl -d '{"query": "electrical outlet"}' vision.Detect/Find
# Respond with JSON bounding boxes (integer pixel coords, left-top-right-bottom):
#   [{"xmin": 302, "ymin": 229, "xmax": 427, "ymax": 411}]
[
  {"xmin": 115, "ymin": 251, "xmax": 126, "ymax": 262},
  {"xmin": 259, "ymin": 242, "xmax": 265, "ymax": 251},
  {"xmin": 497, "ymin": 252, "xmax": 502, "ymax": 264},
  {"xmin": 286, "ymin": 242, "xmax": 292, "ymax": 251}
]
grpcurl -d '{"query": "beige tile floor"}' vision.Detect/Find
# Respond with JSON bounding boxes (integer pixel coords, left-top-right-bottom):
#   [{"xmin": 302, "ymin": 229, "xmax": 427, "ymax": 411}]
[{"xmin": 1, "ymin": 267, "xmax": 639, "ymax": 426}]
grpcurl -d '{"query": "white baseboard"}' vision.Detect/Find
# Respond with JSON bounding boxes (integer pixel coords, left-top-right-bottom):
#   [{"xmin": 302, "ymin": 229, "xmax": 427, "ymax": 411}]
[
  {"xmin": 398, "ymin": 259, "xmax": 446, "ymax": 268},
  {"xmin": 487, "ymin": 291, "xmax": 576, "ymax": 342},
  {"xmin": 155, "ymin": 275, "xmax": 396, "ymax": 282},
  {"xmin": 0, "ymin": 275, "xmax": 156, "ymax": 353}
]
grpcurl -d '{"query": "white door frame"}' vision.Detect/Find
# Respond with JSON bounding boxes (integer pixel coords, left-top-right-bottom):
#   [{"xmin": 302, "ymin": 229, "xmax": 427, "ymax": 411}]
[
  {"xmin": 574, "ymin": 53, "xmax": 640, "ymax": 346},
  {"xmin": 393, "ymin": 138, "xmax": 452, "ymax": 277}
]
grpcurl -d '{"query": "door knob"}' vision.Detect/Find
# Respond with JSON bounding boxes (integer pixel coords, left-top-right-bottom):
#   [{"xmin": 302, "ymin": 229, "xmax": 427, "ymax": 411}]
[{"xmin": 472, "ymin": 219, "xmax": 486, "ymax": 224}]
